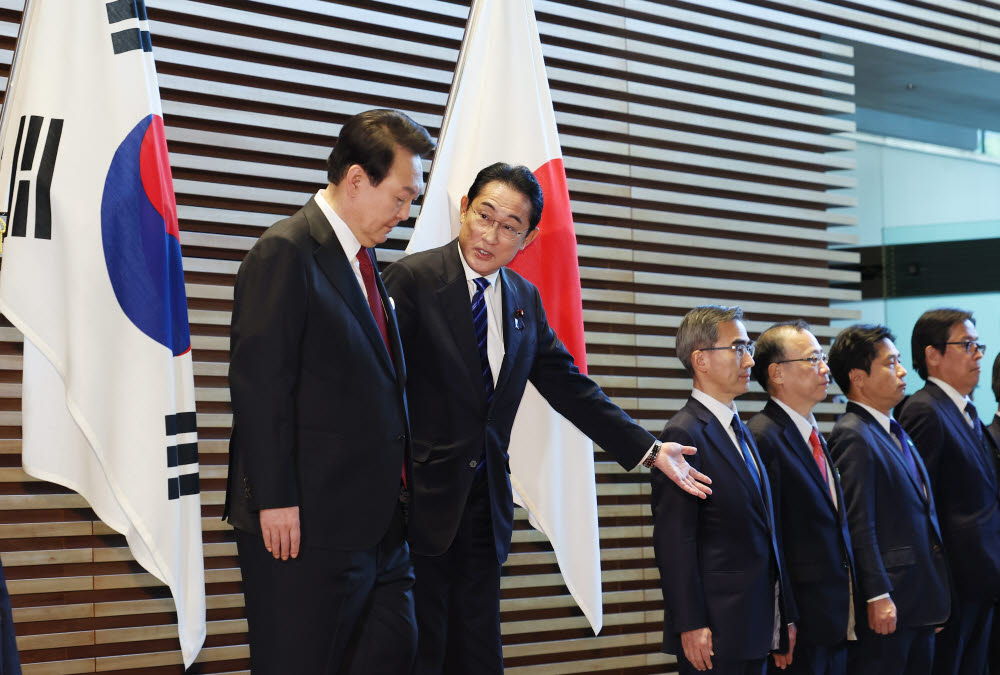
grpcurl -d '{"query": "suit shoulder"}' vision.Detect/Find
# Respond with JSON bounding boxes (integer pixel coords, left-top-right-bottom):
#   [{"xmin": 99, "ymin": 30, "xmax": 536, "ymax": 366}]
[{"xmin": 383, "ymin": 242, "xmax": 450, "ymax": 282}]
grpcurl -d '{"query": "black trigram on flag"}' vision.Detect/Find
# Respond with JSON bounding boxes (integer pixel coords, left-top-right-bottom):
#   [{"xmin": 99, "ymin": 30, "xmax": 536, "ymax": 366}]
[
  {"xmin": 166, "ymin": 412, "xmax": 199, "ymax": 500},
  {"xmin": 4, "ymin": 115, "xmax": 63, "ymax": 242},
  {"xmin": 106, "ymin": 0, "xmax": 152, "ymax": 54}
]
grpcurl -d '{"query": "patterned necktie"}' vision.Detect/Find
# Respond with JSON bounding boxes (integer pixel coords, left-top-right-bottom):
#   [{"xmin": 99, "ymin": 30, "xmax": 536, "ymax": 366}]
[
  {"xmin": 471, "ymin": 277, "xmax": 494, "ymax": 403},
  {"xmin": 808, "ymin": 428, "xmax": 829, "ymax": 484},
  {"xmin": 356, "ymin": 249, "xmax": 391, "ymax": 358},
  {"xmin": 731, "ymin": 415, "xmax": 762, "ymax": 494},
  {"xmin": 889, "ymin": 418, "xmax": 925, "ymax": 494}
]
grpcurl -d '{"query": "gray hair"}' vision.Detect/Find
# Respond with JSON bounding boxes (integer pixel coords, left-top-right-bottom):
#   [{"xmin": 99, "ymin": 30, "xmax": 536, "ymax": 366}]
[{"xmin": 676, "ymin": 305, "xmax": 745, "ymax": 375}]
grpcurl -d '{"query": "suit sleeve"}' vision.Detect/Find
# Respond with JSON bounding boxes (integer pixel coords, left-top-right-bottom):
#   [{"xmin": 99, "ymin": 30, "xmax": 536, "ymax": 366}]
[
  {"xmin": 228, "ymin": 236, "xmax": 307, "ymax": 511},
  {"xmin": 525, "ymin": 287, "xmax": 654, "ymax": 469},
  {"xmin": 830, "ymin": 427, "xmax": 892, "ymax": 600},
  {"xmin": 652, "ymin": 422, "xmax": 707, "ymax": 633}
]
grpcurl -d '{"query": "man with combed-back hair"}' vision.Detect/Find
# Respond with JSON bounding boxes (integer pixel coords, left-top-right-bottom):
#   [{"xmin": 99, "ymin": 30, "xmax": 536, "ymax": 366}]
[
  {"xmin": 898, "ymin": 308, "xmax": 1000, "ymax": 675},
  {"xmin": 827, "ymin": 324, "xmax": 950, "ymax": 675},
  {"xmin": 652, "ymin": 305, "xmax": 794, "ymax": 674},
  {"xmin": 749, "ymin": 320, "xmax": 855, "ymax": 675},
  {"xmin": 226, "ymin": 109, "xmax": 434, "ymax": 674}
]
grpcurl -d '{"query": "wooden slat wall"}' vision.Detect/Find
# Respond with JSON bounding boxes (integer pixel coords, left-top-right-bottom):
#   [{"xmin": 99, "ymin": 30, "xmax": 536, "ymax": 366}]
[{"xmin": 0, "ymin": 0, "xmax": 991, "ymax": 672}]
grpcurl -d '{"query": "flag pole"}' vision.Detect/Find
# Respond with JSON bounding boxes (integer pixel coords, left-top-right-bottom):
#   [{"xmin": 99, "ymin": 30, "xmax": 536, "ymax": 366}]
[{"xmin": 0, "ymin": 0, "xmax": 32, "ymax": 152}]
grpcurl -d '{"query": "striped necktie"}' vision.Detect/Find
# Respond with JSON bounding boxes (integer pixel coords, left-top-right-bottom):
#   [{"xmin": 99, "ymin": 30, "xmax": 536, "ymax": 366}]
[{"xmin": 471, "ymin": 277, "xmax": 494, "ymax": 403}]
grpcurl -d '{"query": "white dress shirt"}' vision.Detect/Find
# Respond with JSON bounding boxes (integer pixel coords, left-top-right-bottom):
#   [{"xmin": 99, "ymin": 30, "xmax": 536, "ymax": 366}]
[
  {"xmin": 313, "ymin": 190, "xmax": 368, "ymax": 299},
  {"xmin": 457, "ymin": 242, "xmax": 504, "ymax": 385},
  {"xmin": 927, "ymin": 376, "xmax": 976, "ymax": 428},
  {"xmin": 771, "ymin": 397, "xmax": 837, "ymax": 509}
]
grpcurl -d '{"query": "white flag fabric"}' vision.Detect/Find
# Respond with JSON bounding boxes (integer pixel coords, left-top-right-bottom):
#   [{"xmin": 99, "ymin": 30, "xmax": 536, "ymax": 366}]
[
  {"xmin": 409, "ymin": 0, "xmax": 604, "ymax": 632},
  {"xmin": 0, "ymin": 1, "xmax": 205, "ymax": 667}
]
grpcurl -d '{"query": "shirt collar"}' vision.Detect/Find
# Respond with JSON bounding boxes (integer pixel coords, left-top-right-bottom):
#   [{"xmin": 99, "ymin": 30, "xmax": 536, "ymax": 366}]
[
  {"xmin": 771, "ymin": 396, "xmax": 817, "ymax": 444},
  {"xmin": 314, "ymin": 190, "xmax": 362, "ymax": 262},
  {"xmin": 850, "ymin": 399, "xmax": 893, "ymax": 435},
  {"xmin": 927, "ymin": 376, "xmax": 971, "ymax": 413},
  {"xmin": 457, "ymin": 240, "xmax": 501, "ymax": 288},
  {"xmin": 691, "ymin": 388, "xmax": 739, "ymax": 429}
]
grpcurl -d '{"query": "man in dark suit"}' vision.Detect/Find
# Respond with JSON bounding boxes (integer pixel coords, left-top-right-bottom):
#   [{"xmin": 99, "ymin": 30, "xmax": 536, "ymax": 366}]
[
  {"xmin": 652, "ymin": 305, "xmax": 793, "ymax": 675},
  {"xmin": 382, "ymin": 162, "xmax": 711, "ymax": 675},
  {"xmin": 225, "ymin": 109, "xmax": 435, "ymax": 674},
  {"xmin": 827, "ymin": 324, "xmax": 951, "ymax": 675},
  {"xmin": 749, "ymin": 321, "xmax": 855, "ymax": 675},
  {"xmin": 990, "ymin": 352, "xmax": 1000, "ymax": 674},
  {"xmin": 898, "ymin": 308, "xmax": 1000, "ymax": 675}
]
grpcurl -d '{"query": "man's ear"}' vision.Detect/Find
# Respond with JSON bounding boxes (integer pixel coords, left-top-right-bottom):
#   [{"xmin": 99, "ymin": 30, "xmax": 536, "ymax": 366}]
[
  {"xmin": 521, "ymin": 227, "xmax": 541, "ymax": 250},
  {"xmin": 344, "ymin": 164, "xmax": 367, "ymax": 195},
  {"xmin": 924, "ymin": 344, "xmax": 942, "ymax": 370},
  {"xmin": 768, "ymin": 362, "xmax": 783, "ymax": 387}
]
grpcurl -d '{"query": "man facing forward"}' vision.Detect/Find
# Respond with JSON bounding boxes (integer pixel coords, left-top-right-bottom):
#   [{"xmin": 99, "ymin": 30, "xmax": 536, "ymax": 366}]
[{"xmin": 382, "ymin": 162, "xmax": 710, "ymax": 674}]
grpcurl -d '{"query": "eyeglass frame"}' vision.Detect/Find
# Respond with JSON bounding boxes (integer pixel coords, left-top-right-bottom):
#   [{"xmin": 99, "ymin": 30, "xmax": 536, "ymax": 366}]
[
  {"xmin": 698, "ymin": 342, "xmax": 755, "ymax": 359},
  {"xmin": 937, "ymin": 340, "xmax": 987, "ymax": 356},
  {"xmin": 468, "ymin": 208, "xmax": 528, "ymax": 241},
  {"xmin": 775, "ymin": 352, "xmax": 829, "ymax": 367}
]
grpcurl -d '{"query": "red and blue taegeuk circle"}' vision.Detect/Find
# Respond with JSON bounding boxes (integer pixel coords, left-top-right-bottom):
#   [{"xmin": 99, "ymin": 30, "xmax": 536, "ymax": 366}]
[{"xmin": 101, "ymin": 114, "xmax": 190, "ymax": 356}]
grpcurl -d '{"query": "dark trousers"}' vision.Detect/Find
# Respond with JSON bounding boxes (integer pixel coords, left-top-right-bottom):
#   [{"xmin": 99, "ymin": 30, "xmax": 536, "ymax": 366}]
[
  {"xmin": 235, "ymin": 506, "xmax": 416, "ymax": 675},
  {"xmin": 933, "ymin": 599, "xmax": 993, "ymax": 675},
  {"xmin": 849, "ymin": 625, "xmax": 934, "ymax": 675},
  {"xmin": 413, "ymin": 470, "xmax": 503, "ymax": 675},
  {"xmin": 769, "ymin": 641, "xmax": 846, "ymax": 675},
  {"xmin": 678, "ymin": 652, "xmax": 766, "ymax": 675}
]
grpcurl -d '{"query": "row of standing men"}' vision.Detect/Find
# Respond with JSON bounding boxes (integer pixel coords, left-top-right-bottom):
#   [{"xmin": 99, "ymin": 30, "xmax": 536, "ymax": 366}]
[{"xmin": 651, "ymin": 305, "xmax": 1000, "ymax": 675}]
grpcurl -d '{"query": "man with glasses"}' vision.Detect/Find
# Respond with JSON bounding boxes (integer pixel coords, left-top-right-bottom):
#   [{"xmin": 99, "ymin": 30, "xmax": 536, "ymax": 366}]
[
  {"xmin": 827, "ymin": 324, "xmax": 950, "ymax": 675},
  {"xmin": 651, "ymin": 305, "xmax": 793, "ymax": 675},
  {"xmin": 897, "ymin": 309, "xmax": 1000, "ymax": 675},
  {"xmin": 748, "ymin": 320, "xmax": 855, "ymax": 675},
  {"xmin": 382, "ymin": 162, "xmax": 711, "ymax": 675}
]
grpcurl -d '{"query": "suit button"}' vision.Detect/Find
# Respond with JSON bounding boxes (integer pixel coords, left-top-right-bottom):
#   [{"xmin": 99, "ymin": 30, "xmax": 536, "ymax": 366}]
[{"xmin": 469, "ymin": 460, "xmax": 478, "ymax": 469}]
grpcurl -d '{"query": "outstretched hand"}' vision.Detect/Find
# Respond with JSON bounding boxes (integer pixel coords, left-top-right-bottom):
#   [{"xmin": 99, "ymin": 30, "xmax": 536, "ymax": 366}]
[{"xmin": 653, "ymin": 442, "xmax": 712, "ymax": 498}]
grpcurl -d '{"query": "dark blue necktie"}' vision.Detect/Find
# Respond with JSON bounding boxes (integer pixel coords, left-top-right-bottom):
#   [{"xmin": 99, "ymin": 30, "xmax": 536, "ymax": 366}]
[
  {"xmin": 731, "ymin": 415, "xmax": 762, "ymax": 494},
  {"xmin": 472, "ymin": 277, "xmax": 494, "ymax": 403},
  {"xmin": 966, "ymin": 401, "xmax": 986, "ymax": 446},
  {"xmin": 889, "ymin": 418, "xmax": 925, "ymax": 493}
]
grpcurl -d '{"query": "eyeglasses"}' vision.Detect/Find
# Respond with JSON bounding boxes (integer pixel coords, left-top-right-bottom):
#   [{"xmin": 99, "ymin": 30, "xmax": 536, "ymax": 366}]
[
  {"xmin": 699, "ymin": 342, "xmax": 755, "ymax": 359},
  {"xmin": 776, "ymin": 352, "xmax": 829, "ymax": 367},
  {"xmin": 939, "ymin": 341, "xmax": 987, "ymax": 356},
  {"xmin": 469, "ymin": 209, "xmax": 527, "ymax": 241}
]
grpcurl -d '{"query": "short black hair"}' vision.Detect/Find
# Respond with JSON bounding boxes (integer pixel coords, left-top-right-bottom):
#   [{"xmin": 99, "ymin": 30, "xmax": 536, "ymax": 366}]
[
  {"xmin": 327, "ymin": 109, "xmax": 434, "ymax": 186},
  {"xmin": 752, "ymin": 320, "xmax": 810, "ymax": 393},
  {"xmin": 465, "ymin": 162, "xmax": 544, "ymax": 230},
  {"xmin": 911, "ymin": 308, "xmax": 974, "ymax": 380},
  {"xmin": 829, "ymin": 324, "xmax": 895, "ymax": 397},
  {"xmin": 992, "ymin": 351, "xmax": 1000, "ymax": 403}
]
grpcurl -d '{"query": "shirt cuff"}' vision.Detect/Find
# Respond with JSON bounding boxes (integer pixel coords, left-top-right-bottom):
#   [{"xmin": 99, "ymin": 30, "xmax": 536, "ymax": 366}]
[{"xmin": 867, "ymin": 593, "xmax": 890, "ymax": 603}]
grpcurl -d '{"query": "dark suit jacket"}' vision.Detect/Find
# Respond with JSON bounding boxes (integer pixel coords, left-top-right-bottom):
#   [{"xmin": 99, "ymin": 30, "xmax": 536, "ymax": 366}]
[
  {"xmin": 225, "ymin": 198, "xmax": 412, "ymax": 550},
  {"xmin": 749, "ymin": 400, "xmax": 855, "ymax": 647},
  {"xmin": 898, "ymin": 382, "xmax": 1000, "ymax": 600},
  {"xmin": 652, "ymin": 396, "xmax": 793, "ymax": 661},
  {"xmin": 988, "ymin": 416, "xmax": 1000, "ymax": 465},
  {"xmin": 381, "ymin": 240, "xmax": 653, "ymax": 563},
  {"xmin": 829, "ymin": 403, "xmax": 950, "ymax": 628}
]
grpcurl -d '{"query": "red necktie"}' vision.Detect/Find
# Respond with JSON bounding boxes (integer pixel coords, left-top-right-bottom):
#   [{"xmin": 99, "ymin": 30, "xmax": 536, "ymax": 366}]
[
  {"xmin": 356, "ymin": 248, "xmax": 391, "ymax": 357},
  {"xmin": 809, "ymin": 428, "xmax": 828, "ymax": 485},
  {"xmin": 357, "ymin": 248, "xmax": 405, "ymax": 488}
]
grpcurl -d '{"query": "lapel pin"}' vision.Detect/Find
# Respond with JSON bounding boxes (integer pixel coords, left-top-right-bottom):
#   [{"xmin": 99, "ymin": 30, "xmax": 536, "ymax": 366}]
[{"xmin": 513, "ymin": 309, "xmax": 524, "ymax": 331}]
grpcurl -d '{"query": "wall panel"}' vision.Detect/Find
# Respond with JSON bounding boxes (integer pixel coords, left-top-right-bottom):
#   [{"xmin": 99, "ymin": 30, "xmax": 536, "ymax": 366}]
[{"xmin": 0, "ymin": 0, "xmax": 982, "ymax": 671}]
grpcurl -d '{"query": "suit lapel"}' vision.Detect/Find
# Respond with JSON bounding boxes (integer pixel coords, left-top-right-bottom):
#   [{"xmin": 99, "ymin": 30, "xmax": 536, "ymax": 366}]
[
  {"xmin": 493, "ymin": 268, "xmax": 522, "ymax": 399},
  {"xmin": 436, "ymin": 242, "xmax": 486, "ymax": 403},
  {"xmin": 781, "ymin": 414, "xmax": 837, "ymax": 512},
  {"xmin": 307, "ymin": 203, "xmax": 395, "ymax": 376},
  {"xmin": 926, "ymin": 382, "xmax": 998, "ymax": 485},
  {"xmin": 849, "ymin": 403, "xmax": 927, "ymax": 502},
  {"xmin": 691, "ymin": 400, "xmax": 766, "ymax": 514}
]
